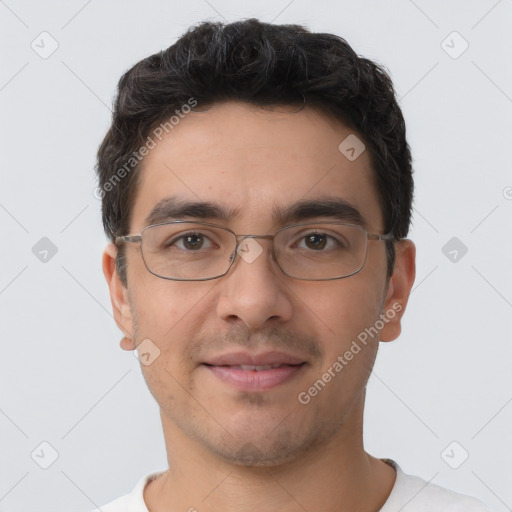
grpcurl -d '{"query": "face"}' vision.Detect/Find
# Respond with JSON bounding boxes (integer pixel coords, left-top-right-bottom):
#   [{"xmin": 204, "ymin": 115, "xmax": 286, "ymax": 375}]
[{"xmin": 104, "ymin": 101, "xmax": 415, "ymax": 467}]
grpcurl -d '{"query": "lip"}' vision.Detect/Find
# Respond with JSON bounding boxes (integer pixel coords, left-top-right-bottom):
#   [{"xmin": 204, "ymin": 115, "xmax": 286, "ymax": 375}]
[
  {"xmin": 203, "ymin": 351, "xmax": 307, "ymax": 392},
  {"xmin": 203, "ymin": 350, "xmax": 306, "ymax": 367}
]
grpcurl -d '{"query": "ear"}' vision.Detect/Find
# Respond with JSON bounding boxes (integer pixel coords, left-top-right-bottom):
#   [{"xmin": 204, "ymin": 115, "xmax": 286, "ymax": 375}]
[
  {"xmin": 379, "ymin": 239, "xmax": 416, "ymax": 342},
  {"xmin": 102, "ymin": 243, "xmax": 136, "ymax": 351}
]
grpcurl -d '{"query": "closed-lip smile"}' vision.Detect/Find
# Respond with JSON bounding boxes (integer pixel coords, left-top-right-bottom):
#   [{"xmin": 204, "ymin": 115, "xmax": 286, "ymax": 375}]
[{"xmin": 203, "ymin": 350, "xmax": 307, "ymax": 391}]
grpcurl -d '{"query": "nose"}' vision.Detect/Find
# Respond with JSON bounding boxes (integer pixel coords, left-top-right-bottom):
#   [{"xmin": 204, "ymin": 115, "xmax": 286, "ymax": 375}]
[{"xmin": 215, "ymin": 237, "xmax": 293, "ymax": 330}]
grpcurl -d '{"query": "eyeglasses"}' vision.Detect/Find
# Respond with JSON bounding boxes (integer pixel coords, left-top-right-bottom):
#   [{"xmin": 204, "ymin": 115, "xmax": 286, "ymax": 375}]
[{"xmin": 115, "ymin": 220, "xmax": 394, "ymax": 281}]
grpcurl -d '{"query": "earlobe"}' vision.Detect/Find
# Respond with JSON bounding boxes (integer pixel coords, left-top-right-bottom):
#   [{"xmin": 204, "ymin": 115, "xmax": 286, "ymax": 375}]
[
  {"xmin": 120, "ymin": 336, "xmax": 136, "ymax": 351},
  {"xmin": 379, "ymin": 240, "xmax": 416, "ymax": 343},
  {"xmin": 102, "ymin": 243, "xmax": 136, "ymax": 350}
]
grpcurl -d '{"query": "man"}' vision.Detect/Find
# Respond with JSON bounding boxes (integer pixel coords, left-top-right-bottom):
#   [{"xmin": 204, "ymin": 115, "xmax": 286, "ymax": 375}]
[{"xmin": 93, "ymin": 18, "xmax": 493, "ymax": 512}]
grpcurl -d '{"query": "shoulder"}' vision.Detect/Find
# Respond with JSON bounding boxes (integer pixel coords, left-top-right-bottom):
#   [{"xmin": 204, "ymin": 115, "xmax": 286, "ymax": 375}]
[
  {"xmin": 380, "ymin": 459, "xmax": 495, "ymax": 512},
  {"xmin": 88, "ymin": 470, "xmax": 166, "ymax": 512}
]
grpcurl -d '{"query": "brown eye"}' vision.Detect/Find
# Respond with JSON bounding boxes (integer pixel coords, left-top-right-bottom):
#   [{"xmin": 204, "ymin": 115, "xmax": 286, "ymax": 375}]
[
  {"xmin": 182, "ymin": 234, "xmax": 204, "ymax": 250},
  {"xmin": 304, "ymin": 234, "xmax": 327, "ymax": 250},
  {"xmin": 167, "ymin": 232, "xmax": 215, "ymax": 251}
]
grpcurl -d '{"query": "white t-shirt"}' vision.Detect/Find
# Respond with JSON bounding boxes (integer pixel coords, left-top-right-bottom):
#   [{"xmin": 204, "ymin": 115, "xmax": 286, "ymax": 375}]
[{"xmin": 92, "ymin": 458, "xmax": 494, "ymax": 511}]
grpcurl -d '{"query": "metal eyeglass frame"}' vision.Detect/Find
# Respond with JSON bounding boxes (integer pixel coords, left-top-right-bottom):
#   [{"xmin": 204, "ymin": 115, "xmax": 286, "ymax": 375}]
[{"xmin": 115, "ymin": 220, "xmax": 395, "ymax": 282}]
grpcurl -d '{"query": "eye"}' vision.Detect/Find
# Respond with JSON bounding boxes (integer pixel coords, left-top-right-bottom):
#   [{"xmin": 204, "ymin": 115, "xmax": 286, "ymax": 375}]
[
  {"xmin": 296, "ymin": 232, "xmax": 342, "ymax": 251},
  {"xmin": 170, "ymin": 232, "xmax": 215, "ymax": 251}
]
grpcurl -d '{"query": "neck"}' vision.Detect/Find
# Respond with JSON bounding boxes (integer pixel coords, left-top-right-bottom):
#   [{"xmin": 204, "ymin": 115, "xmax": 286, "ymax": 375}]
[{"xmin": 144, "ymin": 395, "xmax": 396, "ymax": 512}]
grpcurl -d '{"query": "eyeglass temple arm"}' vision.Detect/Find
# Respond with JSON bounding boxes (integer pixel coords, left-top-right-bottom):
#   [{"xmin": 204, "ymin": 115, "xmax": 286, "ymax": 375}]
[
  {"xmin": 368, "ymin": 233, "xmax": 395, "ymax": 241},
  {"xmin": 115, "ymin": 235, "xmax": 142, "ymax": 244}
]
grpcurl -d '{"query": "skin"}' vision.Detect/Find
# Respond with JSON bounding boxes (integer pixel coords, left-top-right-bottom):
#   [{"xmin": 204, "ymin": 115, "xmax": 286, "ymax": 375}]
[{"xmin": 103, "ymin": 101, "xmax": 416, "ymax": 511}]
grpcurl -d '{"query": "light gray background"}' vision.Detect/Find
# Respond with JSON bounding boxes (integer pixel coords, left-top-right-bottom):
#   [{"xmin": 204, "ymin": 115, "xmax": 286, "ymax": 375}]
[{"xmin": 1, "ymin": 0, "xmax": 511, "ymax": 511}]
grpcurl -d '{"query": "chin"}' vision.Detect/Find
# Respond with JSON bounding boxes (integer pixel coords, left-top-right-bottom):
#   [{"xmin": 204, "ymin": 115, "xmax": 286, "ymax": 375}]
[{"xmin": 203, "ymin": 421, "xmax": 324, "ymax": 468}]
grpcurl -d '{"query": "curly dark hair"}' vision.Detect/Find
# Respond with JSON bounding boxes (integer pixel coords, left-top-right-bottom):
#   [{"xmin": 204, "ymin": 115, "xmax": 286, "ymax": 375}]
[{"xmin": 96, "ymin": 18, "xmax": 413, "ymax": 285}]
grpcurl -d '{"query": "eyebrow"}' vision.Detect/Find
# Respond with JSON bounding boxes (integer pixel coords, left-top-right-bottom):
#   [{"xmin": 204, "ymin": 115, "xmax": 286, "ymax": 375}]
[{"xmin": 144, "ymin": 195, "xmax": 366, "ymax": 228}]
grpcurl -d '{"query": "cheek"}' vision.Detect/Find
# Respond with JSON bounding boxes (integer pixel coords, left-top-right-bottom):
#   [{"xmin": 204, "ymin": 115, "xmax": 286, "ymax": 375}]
[
  {"xmin": 290, "ymin": 274, "xmax": 384, "ymax": 344},
  {"xmin": 298, "ymin": 280, "xmax": 383, "ymax": 401},
  {"xmin": 132, "ymin": 282, "xmax": 209, "ymax": 398},
  {"xmin": 129, "ymin": 270, "xmax": 215, "ymax": 352}
]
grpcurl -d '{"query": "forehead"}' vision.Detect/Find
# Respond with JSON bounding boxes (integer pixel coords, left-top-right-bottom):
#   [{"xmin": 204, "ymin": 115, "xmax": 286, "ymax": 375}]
[{"xmin": 130, "ymin": 101, "xmax": 383, "ymax": 232}]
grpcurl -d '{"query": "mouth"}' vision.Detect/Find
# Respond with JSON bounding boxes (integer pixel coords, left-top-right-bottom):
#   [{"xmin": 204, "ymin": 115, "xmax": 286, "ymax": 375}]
[{"xmin": 202, "ymin": 351, "xmax": 307, "ymax": 392}]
